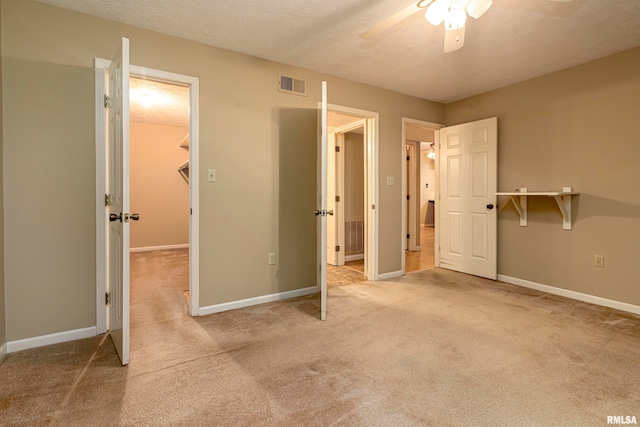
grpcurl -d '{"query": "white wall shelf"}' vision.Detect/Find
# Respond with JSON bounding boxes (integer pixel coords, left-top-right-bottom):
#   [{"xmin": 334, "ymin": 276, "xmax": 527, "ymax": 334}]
[{"xmin": 496, "ymin": 187, "xmax": 579, "ymax": 230}]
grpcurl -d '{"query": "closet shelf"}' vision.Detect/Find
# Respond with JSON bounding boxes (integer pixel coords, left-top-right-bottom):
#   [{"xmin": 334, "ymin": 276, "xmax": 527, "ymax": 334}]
[{"xmin": 495, "ymin": 187, "xmax": 579, "ymax": 230}]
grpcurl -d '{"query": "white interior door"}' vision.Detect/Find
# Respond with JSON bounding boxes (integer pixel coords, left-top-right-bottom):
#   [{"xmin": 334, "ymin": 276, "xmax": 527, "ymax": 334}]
[
  {"xmin": 438, "ymin": 117, "xmax": 497, "ymax": 280},
  {"xmin": 326, "ymin": 131, "xmax": 338, "ymax": 266},
  {"xmin": 317, "ymin": 82, "xmax": 328, "ymax": 320},
  {"xmin": 107, "ymin": 37, "xmax": 131, "ymax": 365}
]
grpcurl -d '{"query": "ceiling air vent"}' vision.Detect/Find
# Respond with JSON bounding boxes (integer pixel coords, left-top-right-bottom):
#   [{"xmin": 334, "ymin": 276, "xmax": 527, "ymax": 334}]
[{"xmin": 278, "ymin": 74, "xmax": 307, "ymax": 96}]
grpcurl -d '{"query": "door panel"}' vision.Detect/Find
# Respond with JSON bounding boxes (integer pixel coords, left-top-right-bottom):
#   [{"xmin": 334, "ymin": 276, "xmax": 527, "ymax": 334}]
[
  {"xmin": 107, "ymin": 37, "xmax": 131, "ymax": 365},
  {"xmin": 439, "ymin": 117, "xmax": 497, "ymax": 280},
  {"xmin": 317, "ymin": 82, "xmax": 328, "ymax": 321}
]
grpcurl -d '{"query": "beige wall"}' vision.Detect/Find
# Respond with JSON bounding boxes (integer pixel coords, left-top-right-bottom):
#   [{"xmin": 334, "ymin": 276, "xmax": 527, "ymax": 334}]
[
  {"xmin": 446, "ymin": 47, "xmax": 640, "ymax": 306},
  {"xmin": 0, "ymin": 0, "xmax": 5, "ymax": 351},
  {"xmin": 1, "ymin": 0, "xmax": 443, "ymax": 340},
  {"xmin": 344, "ymin": 133, "xmax": 364, "ymax": 222},
  {"xmin": 130, "ymin": 122, "xmax": 189, "ymax": 249}
]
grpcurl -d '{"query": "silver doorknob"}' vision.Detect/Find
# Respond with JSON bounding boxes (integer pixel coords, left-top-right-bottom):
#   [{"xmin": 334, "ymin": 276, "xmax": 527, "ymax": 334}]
[
  {"xmin": 109, "ymin": 213, "xmax": 122, "ymax": 222},
  {"xmin": 327, "ymin": 210, "xmax": 334, "ymax": 216},
  {"xmin": 486, "ymin": 204, "xmax": 494, "ymax": 210},
  {"xmin": 314, "ymin": 210, "xmax": 321, "ymax": 216},
  {"xmin": 131, "ymin": 213, "xmax": 140, "ymax": 221}
]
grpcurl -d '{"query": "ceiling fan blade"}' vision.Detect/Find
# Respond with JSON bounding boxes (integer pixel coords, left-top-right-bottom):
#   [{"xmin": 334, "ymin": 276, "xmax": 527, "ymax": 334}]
[
  {"xmin": 359, "ymin": 3, "xmax": 423, "ymax": 40},
  {"xmin": 443, "ymin": 26, "xmax": 465, "ymax": 53}
]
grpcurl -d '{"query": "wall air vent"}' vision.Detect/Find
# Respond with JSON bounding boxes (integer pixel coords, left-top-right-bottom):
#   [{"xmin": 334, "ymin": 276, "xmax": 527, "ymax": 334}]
[{"xmin": 278, "ymin": 74, "xmax": 307, "ymax": 96}]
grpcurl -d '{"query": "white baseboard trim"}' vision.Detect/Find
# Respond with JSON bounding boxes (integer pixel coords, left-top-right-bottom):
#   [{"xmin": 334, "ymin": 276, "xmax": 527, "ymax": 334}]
[
  {"xmin": 130, "ymin": 244, "xmax": 189, "ymax": 253},
  {"xmin": 345, "ymin": 254, "xmax": 364, "ymax": 262},
  {"xmin": 498, "ymin": 275, "xmax": 640, "ymax": 316},
  {"xmin": 0, "ymin": 342, "xmax": 7, "ymax": 359},
  {"xmin": 6, "ymin": 326, "xmax": 97, "ymax": 353},
  {"xmin": 199, "ymin": 286, "xmax": 319, "ymax": 316},
  {"xmin": 377, "ymin": 270, "xmax": 404, "ymax": 281}
]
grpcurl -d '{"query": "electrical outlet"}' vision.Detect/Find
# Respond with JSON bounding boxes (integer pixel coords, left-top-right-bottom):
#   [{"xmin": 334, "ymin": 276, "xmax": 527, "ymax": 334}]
[
  {"xmin": 594, "ymin": 255, "xmax": 604, "ymax": 268},
  {"xmin": 268, "ymin": 253, "xmax": 276, "ymax": 265}
]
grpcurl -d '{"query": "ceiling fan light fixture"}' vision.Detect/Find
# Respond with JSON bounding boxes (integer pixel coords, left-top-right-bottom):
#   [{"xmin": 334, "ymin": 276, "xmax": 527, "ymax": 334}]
[
  {"xmin": 425, "ymin": 0, "xmax": 449, "ymax": 26},
  {"xmin": 466, "ymin": 0, "xmax": 493, "ymax": 19},
  {"xmin": 444, "ymin": 7, "xmax": 467, "ymax": 30}
]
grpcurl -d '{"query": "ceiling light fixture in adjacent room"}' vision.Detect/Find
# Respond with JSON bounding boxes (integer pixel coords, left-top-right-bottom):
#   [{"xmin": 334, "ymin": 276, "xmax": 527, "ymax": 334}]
[{"xmin": 427, "ymin": 142, "xmax": 436, "ymax": 159}]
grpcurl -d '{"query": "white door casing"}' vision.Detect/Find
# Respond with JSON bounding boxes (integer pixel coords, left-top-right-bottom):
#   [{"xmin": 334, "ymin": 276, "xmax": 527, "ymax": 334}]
[
  {"xmin": 333, "ymin": 119, "xmax": 366, "ymax": 266},
  {"xmin": 438, "ymin": 117, "xmax": 498, "ymax": 280},
  {"xmin": 326, "ymin": 131, "xmax": 338, "ymax": 266},
  {"xmin": 323, "ymin": 105, "xmax": 378, "ymax": 280},
  {"xmin": 400, "ymin": 118, "xmax": 444, "ymax": 274},
  {"xmin": 95, "ymin": 57, "xmax": 201, "ymax": 334},
  {"xmin": 107, "ymin": 37, "xmax": 131, "ymax": 365}
]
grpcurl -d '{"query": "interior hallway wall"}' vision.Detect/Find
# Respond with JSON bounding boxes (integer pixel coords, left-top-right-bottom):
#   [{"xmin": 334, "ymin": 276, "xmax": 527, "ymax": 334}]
[
  {"xmin": 446, "ymin": 46, "xmax": 640, "ymax": 306},
  {"xmin": 344, "ymin": 133, "xmax": 364, "ymax": 222},
  {"xmin": 130, "ymin": 122, "xmax": 189, "ymax": 249},
  {"xmin": 1, "ymin": 0, "xmax": 444, "ymax": 341}
]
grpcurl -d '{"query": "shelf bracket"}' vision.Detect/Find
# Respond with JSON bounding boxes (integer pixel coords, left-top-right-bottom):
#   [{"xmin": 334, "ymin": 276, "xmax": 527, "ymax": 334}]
[
  {"xmin": 500, "ymin": 188, "xmax": 528, "ymax": 226},
  {"xmin": 514, "ymin": 188, "xmax": 527, "ymax": 226},
  {"xmin": 553, "ymin": 186, "xmax": 573, "ymax": 230}
]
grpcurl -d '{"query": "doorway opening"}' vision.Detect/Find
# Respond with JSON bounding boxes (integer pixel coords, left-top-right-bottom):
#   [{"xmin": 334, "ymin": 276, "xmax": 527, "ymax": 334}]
[
  {"xmin": 325, "ymin": 107, "xmax": 378, "ymax": 286},
  {"xmin": 402, "ymin": 118, "xmax": 443, "ymax": 274},
  {"xmin": 95, "ymin": 59, "xmax": 200, "ymax": 337},
  {"xmin": 129, "ymin": 77, "xmax": 191, "ymax": 324}
]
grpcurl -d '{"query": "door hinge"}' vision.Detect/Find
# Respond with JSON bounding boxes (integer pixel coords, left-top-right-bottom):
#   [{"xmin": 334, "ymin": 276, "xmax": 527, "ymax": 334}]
[
  {"xmin": 105, "ymin": 194, "xmax": 109, "ymax": 207},
  {"xmin": 335, "ymin": 245, "xmax": 340, "ymax": 252},
  {"xmin": 407, "ymin": 194, "xmax": 410, "ymax": 200},
  {"xmin": 335, "ymin": 146, "xmax": 340, "ymax": 153},
  {"xmin": 104, "ymin": 94, "xmax": 111, "ymax": 108},
  {"xmin": 105, "ymin": 292, "xmax": 110, "ymax": 305},
  {"xmin": 407, "ymin": 156, "xmax": 410, "ymax": 161},
  {"xmin": 335, "ymin": 195, "xmax": 340, "ymax": 202},
  {"xmin": 372, "ymin": 204, "xmax": 375, "ymax": 209},
  {"xmin": 190, "ymin": 208, "xmax": 192, "ymax": 214},
  {"xmin": 407, "ymin": 234, "xmax": 410, "ymax": 239}
]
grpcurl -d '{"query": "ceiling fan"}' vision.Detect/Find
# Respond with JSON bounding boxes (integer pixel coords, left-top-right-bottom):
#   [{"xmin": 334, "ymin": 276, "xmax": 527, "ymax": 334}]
[{"xmin": 360, "ymin": 0, "xmax": 575, "ymax": 53}]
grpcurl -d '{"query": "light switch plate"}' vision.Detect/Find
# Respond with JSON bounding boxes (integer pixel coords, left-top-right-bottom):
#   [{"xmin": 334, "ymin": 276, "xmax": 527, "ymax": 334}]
[
  {"xmin": 386, "ymin": 176, "xmax": 394, "ymax": 186},
  {"xmin": 207, "ymin": 169, "xmax": 216, "ymax": 182}
]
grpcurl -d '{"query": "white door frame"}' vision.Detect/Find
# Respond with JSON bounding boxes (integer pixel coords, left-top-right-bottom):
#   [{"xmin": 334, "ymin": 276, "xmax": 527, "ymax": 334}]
[
  {"xmin": 333, "ymin": 119, "xmax": 367, "ymax": 266},
  {"xmin": 327, "ymin": 104, "xmax": 379, "ymax": 280},
  {"xmin": 401, "ymin": 118, "xmax": 443, "ymax": 275},
  {"xmin": 405, "ymin": 142, "xmax": 419, "ymax": 251},
  {"xmin": 95, "ymin": 58, "xmax": 200, "ymax": 334}
]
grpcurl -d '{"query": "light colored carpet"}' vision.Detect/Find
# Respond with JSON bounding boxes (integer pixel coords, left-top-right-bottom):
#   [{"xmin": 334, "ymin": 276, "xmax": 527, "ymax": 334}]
[
  {"xmin": 327, "ymin": 264, "xmax": 367, "ymax": 287},
  {"xmin": 1, "ymin": 250, "xmax": 639, "ymax": 426}
]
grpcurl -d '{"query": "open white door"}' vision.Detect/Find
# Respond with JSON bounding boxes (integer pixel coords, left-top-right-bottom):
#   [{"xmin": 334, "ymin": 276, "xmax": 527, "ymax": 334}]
[
  {"xmin": 326, "ymin": 131, "xmax": 339, "ymax": 266},
  {"xmin": 317, "ymin": 82, "xmax": 328, "ymax": 321},
  {"xmin": 438, "ymin": 117, "xmax": 497, "ymax": 280},
  {"xmin": 107, "ymin": 37, "xmax": 131, "ymax": 365}
]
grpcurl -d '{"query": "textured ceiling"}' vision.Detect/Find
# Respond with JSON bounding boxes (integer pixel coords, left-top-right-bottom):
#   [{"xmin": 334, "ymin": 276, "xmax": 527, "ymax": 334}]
[
  {"xmin": 36, "ymin": 0, "xmax": 640, "ymax": 103},
  {"xmin": 130, "ymin": 77, "xmax": 189, "ymax": 128}
]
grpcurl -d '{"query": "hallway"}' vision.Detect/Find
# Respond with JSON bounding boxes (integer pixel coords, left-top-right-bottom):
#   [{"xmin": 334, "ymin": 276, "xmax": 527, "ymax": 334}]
[{"xmin": 345, "ymin": 225, "xmax": 435, "ymax": 274}]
